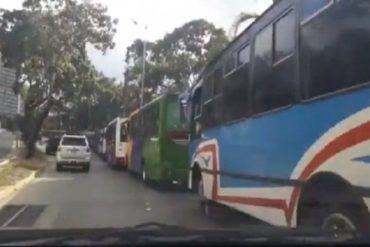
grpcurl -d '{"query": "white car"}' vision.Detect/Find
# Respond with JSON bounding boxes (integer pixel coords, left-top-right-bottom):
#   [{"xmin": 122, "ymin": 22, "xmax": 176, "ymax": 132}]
[{"xmin": 56, "ymin": 135, "xmax": 91, "ymax": 172}]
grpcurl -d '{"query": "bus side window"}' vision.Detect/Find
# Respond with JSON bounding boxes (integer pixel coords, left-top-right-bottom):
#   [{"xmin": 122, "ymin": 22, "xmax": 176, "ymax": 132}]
[
  {"xmin": 191, "ymin": 87, "xmax": 202, "ymax": 140},
  {"xmin": 223, "ymin": 45, "xmax": 250, "ymax": 123},
  {"xmin": 301, "ymin": 0, "xmax": 333, "ymax": 24},
  {"xmin": 252, "ymin": 9, "xmax": 296, "ymax": 114}
]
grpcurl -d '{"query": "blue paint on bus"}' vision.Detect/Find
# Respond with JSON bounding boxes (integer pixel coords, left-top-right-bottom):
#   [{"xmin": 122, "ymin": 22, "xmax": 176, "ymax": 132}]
[{"xmin": 193, "ymin": 87, "xmax": 370, "ymax": 188}]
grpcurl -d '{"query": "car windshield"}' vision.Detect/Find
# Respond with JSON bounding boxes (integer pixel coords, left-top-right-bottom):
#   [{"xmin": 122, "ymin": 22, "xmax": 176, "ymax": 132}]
[
  {"xmin": 61, "ymin": 137, "xmax": 86, "ymax": 146},
  {"xmin": 0, "ymin": 0, "xmax": 369, "ymax": 244}
]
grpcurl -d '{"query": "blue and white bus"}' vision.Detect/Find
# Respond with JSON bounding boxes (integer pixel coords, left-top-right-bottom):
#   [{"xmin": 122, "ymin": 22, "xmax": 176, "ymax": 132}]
[{"xmin": 188, "ymin": 0, "xmax": 370, "ymax": 233}]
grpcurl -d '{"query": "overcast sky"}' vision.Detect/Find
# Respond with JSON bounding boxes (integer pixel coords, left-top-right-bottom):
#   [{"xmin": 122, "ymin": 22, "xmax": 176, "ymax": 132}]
[{"xmin": 0, "ymin": 0, "xmax": 272, "ymax": 81}]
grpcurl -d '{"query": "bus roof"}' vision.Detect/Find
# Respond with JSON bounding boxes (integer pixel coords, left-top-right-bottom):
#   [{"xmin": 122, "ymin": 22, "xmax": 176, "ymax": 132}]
[
  {"xmin": 129, "ymin": 109, "xmax": 140, "ymax": 118},
  {"xmin": 128, "ymin": 93, "xmax": 179, "ymax": 118},
  {"xmin": 106, "ymin": 117, "xmax": 127, "ymax": 127}
]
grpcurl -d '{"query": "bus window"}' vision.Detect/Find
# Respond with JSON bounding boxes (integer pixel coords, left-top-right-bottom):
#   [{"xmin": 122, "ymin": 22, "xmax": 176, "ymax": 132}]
[
  {"xmin": 237, "ymin": 44, "xmax": 250, "ymax": 66},
  {"xmin": 274, "ymin": 10, "xmax": 295, "ymax": 63},
  {"xmin": 167, "ymin": 99, "xmax": 188, "ymax": 131},
  {"xmin": 143, "ymin": 104, "xmax": 159, "ymax": 138},
  {"xmin": 120, "ymin": 124, "xmax": 127, "ymax": 142},
  {"xmin": 224, "ymin": 45, "xmax": 250, "ymax": 123},
  {"xmin": 301, "ymin": 0, "xmax": 333, "ymax": 24},
  {"xmin": 213, "ymin": 68, "xmax": 223, "ymax": 96},
  {"xmin": 253, "ymin": 9, "xmax": 296, "ymax": 114},
  {"xmin": 179, "ymin": 100, "xmax": 188, "ymax": 123}
]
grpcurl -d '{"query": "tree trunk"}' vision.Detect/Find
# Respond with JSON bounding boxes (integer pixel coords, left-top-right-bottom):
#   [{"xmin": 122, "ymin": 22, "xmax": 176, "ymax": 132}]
[{"xmin": 25, "ymin": 102, "xmax": 53, "ymax": 159}]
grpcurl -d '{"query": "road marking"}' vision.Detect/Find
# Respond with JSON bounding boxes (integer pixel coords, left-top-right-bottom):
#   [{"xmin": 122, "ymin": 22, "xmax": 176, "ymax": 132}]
[
  {"xmin": 2, "ymin": 205, "xmax": 28, "ymax": 227},
  {"xmin": 33, "ymin": 205, "xmax": 59, "ymax": 228}
]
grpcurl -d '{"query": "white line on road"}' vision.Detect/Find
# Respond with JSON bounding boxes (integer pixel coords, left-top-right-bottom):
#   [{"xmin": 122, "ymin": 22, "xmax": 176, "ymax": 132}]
[{"xmin": 2, "ymin": 205, "xmax": 29, "ymax": 227}]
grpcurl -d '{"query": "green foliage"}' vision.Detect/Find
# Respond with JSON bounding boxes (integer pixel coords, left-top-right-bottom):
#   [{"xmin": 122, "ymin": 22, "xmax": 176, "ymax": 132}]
[
  {"xmin": 124, "ymin": 19, "xmax": 229, "ymax": 110},
  {"xmin": 0, "ymin": 0, "xmax": 117, "ymax": 157}
]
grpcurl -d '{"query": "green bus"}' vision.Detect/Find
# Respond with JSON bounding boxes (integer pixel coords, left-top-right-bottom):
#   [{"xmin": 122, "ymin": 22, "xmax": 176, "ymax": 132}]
[{"xmin": 128, "ymin": 94, "xmax": 189, "ymax": 187}]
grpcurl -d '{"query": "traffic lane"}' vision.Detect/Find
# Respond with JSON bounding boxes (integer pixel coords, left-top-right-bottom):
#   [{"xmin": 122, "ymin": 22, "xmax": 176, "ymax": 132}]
[
  {"xmin": 4, "ymin": 153, "xmax": 224, "ymax": 229},
  {"xmin": 0, "ymin": 130, "xmax": 14, "ymax": 160}
]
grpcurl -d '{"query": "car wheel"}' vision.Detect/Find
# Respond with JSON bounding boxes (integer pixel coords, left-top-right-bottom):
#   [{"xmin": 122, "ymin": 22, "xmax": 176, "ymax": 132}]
[
  {"xmin": 56, "ymin": 163, "xmax": 63, "ymax": 172},
  {"xmin": 84, "ymin": 164, "xmax": 90, "ymax": 173}
]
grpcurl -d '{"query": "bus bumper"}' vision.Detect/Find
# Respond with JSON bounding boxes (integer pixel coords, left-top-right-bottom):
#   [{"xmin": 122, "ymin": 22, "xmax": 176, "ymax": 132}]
[{"xmin": 115, "ymin": 157, "xmax": 127, "ymax": 168}]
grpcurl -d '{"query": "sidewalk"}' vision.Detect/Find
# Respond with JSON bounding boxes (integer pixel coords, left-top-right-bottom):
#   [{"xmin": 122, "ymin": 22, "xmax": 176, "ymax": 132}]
[
  {"xmin": 0, "ymin": 144, "xmax": 48, "ymax": 205},
  {"xmin": 0, "ymin": 131, "xmax": 16, "ymax": 167}
]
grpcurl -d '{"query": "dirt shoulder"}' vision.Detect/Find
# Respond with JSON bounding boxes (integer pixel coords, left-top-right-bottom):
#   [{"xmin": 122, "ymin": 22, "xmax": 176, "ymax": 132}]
[{"xmin": 0, "ymin": 147, "xmax": 47, "ymax": 188}]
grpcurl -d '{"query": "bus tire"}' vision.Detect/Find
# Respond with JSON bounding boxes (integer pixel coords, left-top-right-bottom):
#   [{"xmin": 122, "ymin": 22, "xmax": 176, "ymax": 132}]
[
  {"xmin": 142, "ymin": 162, "xmax": 152, "ymax": 186},
  {"xmin": 191, "ymin": 164, "xmax": 201, "ymax": 193},
  {"xmin": 298, "ymin": 173, "xmax": 370, "ymax": 238},
  {"xmin": 197, "ymin": 173, "xmax": 213, "ymax": 216},
  {"xmin": 142, "ymin": 166, "xmax": 147, "ymax": 183}
]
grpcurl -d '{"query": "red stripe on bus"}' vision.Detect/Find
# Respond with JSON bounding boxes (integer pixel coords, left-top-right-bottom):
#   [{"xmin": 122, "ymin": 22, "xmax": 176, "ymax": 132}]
[
  {"xmin": 196, "ymin": 121, "xmax": 370, "ymax": 226},
  {"xmin": 197, "ymin": 144, "xmax": 289, "ymax": 223},
  {"xmin": 286, "ymin": 120, "xmax": 370, "ymax": 225}
]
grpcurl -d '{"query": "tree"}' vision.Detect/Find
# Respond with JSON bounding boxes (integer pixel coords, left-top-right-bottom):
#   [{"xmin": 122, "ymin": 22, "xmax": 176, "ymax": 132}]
[
  {"xmin": 0, "ymin": 0, "xmax": 117, "ymax": 158},
  {"xmin": 124, "ymin": 19, "xmax": 229, "ymax": 107},
  {"xmin": 228, "ymin": 12, "xmax": 259, "ymax": 39}
]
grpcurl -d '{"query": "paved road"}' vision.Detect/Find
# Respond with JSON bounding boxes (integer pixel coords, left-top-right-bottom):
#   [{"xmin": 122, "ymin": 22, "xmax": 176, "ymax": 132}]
[
  {"xmin": 0, "ymin": 152, "xmax": 257, "ymax": 229},
  {"xmin": 0, "ymin": 130, "xmax": 14, "ymax": 161}
]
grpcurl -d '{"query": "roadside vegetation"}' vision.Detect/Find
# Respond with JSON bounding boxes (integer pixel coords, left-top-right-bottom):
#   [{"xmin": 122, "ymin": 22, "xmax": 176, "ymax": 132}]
[
  {"xmin": 0, "ymin": 0, "xmax": 229, "ymax": 158},
  {"xmin": 0, "ymin": 146, "xmax": 46, "ymax": 187}
]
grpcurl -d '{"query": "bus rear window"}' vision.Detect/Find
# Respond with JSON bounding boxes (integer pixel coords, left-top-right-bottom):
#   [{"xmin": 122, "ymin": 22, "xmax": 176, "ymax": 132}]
[
  {"xmin": 120, "ymin": 124, "xmax": 128, "ymax": 142},
  {"xmin": 166, "ymin": 100, "xmax": 188, "ymax": 131}
]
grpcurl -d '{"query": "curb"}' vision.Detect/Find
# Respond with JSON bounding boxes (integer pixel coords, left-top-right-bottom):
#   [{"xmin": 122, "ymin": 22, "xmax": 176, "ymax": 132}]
[
  {"xmin": 0, "ymin": 156, "xmax": 17, "ymax": 167},
  {"xmin": 0, "ymin": 159, "xmax": 10, "ymax": 167},
  {"xmin": 0, "ymin": 170, "xmax": 36, "ymax": 203},
  {"xmin": 35, "ymin": 162, "xmax": 48, "ymax": 177},
  {"xmin": 0, "ymin": 140, "xmax": 17, "ymax": 168}
]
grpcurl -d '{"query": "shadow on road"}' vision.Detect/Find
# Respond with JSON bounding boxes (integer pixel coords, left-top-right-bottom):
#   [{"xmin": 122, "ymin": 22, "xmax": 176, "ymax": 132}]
[{"xmin": 210, "ymin": 204, "xmax": 269, "ymax": 228}]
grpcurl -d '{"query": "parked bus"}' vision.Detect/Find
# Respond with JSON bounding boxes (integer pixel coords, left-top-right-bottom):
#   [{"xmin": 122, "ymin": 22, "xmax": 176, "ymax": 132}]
[
  {"xmin": 105, "ymin": 117, "xmax": 129, "ymax": 169},
  {"xmin": 128, "ymin": 94, "xmax": 189, "ymax": 187},
  {"xmin": 187, "ymin": 0, "xmax": 370, "ymax": 233}
]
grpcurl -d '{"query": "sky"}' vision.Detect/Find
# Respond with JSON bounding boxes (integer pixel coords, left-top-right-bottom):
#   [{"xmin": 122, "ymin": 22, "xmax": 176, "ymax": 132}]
[{"xmin": 0, "ymin": 0, "xmax": 273, "ymax": 81}]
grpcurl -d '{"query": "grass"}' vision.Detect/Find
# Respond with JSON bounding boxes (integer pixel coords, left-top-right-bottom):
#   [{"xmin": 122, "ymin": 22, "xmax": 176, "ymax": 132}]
[
  {"xmin": 0, "ymin": 146, "xmax": 47, "ymax": 188},
  {"xmin": 0, "ymin": 164, "xmax": 32, "ymax": 187}
]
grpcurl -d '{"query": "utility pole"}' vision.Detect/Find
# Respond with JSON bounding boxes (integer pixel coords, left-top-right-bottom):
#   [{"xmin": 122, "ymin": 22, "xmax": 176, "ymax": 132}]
[
  {"xmin": 141, "ymin": 38, "xmax": 146, "ymax": 108},
  {"xmin": 131, "ymin": 19, "xmax": 148, "ymax": 109}
]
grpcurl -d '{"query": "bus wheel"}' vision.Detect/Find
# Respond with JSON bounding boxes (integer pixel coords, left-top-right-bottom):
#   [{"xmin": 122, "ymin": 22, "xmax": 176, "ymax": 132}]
[
  {"xmin": 198, "ymin": 175, "xmax": 218, "ymax": 218},
  {"xmin": 298, "ymin": 175, "xmax": 370, "ymax": 239},
  {"xmin": 142, "ymin": 164, "xmax": 152, "ymax": 185},
  {"xmin": 142, "ymin": 167, "xmax": 147, "ymax": 183},
  {"xmin": 321, "ymin": 209, "xmax": 357, "ymax": 239},
  {"xmin": 191, "ymin": 165, "xmax": 201, "ymax": 193}
]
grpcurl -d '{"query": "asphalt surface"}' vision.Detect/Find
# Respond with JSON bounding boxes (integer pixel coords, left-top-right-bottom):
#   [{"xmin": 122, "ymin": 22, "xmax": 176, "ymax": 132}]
[
  {"xmin": 0, "ymin": 147, "xmax": 261, "ymax": 230},
  {"xmin": 0, "ymin": 130, "xmax": 14, "ymax": 161}
]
